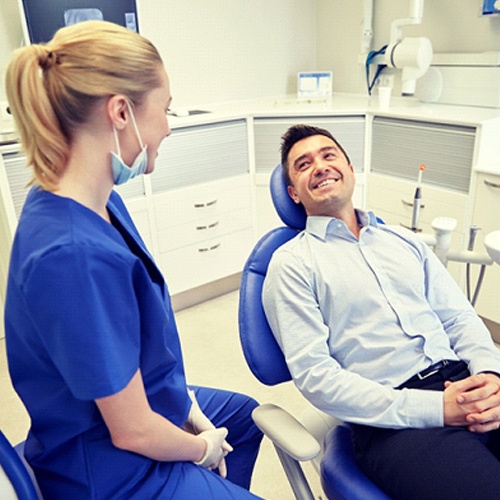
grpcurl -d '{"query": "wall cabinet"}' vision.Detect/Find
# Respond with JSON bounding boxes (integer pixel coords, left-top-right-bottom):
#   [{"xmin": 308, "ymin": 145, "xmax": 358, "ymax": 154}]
[{"xmin": 366, "ymin": 117, "xmax": 476, "ymax": 283}]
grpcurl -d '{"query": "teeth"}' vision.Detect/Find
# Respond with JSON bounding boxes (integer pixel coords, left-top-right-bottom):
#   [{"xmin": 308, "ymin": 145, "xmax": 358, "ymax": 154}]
[{"xmin": 317, "ymin": 179, "xmax": 337, "ymax": 188}]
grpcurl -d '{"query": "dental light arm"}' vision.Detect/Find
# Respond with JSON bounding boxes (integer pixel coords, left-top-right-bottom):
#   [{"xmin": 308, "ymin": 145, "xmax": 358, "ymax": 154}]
[
  {"xmin": 384, "ymin": 0, "xmax": 433, "ymax": 95},
  {"xmin": 365, "ymin": 0, "xmax": 433, "ymax": 96},
  {"xmin": 385, "ymin": 37, "xmax": 433, "ymax": 95}
]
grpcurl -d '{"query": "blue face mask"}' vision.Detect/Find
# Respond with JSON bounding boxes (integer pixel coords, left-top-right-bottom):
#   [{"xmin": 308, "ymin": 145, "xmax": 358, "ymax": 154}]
[{"xmin": 111, "ymin": 101, "xmax": 148, "ymax": 185}]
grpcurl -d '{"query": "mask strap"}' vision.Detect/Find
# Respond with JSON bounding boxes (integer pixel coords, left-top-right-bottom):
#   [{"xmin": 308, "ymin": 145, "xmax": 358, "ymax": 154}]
[
  {"xmin": 126, "ymin": 101, "xmax": 145, "ymax": 150},
  {"xmin": 112, "ymin": 126, "xmax": 122, "ymax": 157}
]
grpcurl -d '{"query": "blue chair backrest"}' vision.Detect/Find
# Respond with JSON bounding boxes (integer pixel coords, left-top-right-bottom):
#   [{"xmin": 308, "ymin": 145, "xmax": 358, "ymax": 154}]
[
  {"xmin": 0, "ymin": 431, "xmax": 39, "ymax": 500},
  {"xmin": 269, "ymin": 164, "xmax": 307, "ymax": 230},
  {"xmin": 238, "ymin": 164, "xmax": 304, "ymax": 385}
]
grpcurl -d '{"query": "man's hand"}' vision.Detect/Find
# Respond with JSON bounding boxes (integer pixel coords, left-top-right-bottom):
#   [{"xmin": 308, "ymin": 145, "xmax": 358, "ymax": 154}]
[{"xmin": 444, "ymin": 373, "xmax": 500, "ymax": 433}]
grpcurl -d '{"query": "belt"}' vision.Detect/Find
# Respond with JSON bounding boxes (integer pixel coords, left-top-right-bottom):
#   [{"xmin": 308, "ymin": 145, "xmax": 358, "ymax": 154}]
[
  {"xmin": 414, "ymin": 360, "xmax": 452, "ymax": 381},
  {"xmin": 399, "ymin": 360, "xmax": 466, "ymax": 389}
]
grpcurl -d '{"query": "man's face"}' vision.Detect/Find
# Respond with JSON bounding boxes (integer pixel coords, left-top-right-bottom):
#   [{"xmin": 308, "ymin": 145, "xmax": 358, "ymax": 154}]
[{"xmin": 286, "ymin": 134, "xmax": 356, "ymax": 217}]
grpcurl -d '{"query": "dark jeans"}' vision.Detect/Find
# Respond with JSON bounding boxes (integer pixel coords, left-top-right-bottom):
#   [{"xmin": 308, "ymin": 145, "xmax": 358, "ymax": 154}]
[{"xmin": 352, "ymin": 361, "xmax": 500, "ymax": 500}]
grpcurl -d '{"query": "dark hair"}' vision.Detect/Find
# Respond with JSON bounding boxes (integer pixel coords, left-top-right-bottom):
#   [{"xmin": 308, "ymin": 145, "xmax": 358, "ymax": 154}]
[{"xmin": 280, "ymin": 124, "xmax": 351, "ymax": 186}]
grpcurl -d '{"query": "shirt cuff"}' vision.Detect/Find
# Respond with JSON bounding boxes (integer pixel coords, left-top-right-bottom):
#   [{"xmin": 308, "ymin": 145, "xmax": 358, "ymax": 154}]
[{"xmin": 406, "ymin": 388, "xmax": 444, "ymax": 428}]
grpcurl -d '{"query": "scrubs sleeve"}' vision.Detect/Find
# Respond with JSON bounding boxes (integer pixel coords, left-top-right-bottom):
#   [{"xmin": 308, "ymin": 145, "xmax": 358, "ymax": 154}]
[{"xmin": 22, "ymin": 243, "xmax": 141, "ymax": 400}]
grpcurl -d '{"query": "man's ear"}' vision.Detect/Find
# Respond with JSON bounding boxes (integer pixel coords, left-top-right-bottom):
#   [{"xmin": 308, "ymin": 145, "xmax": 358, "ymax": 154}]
[
  {"xmin": 287, "ymin": 185, "xmax": 301, "ymax": 205},
  {"xmin": 107, "ymin": 95, "xmax": 129, "ymax": 130}
]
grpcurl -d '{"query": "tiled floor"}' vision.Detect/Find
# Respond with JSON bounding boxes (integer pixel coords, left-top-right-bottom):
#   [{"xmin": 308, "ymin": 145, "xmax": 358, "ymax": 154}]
[{"xmin": 0, "ymin": 291, "xmax": 323, "ymax": 499}]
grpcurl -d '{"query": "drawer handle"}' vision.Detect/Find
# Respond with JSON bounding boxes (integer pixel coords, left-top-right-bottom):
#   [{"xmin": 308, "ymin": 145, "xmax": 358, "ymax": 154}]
[
  {"xmin": 484, "ymin": 179, "xmax": 500, "ymax": 189},
  {"xmin": 194, "ymin": 199, "xmax": 218, "ymax": 208},
  {"xmin": 198, "ymin": 243, "xmax": 221, "ymax": 253},
  {"xmin": 401, "ymin": 199, "xmax": 425, "ymax": 209},
  {"xmin": 196, "ymin": 221, "xmax": 220, "ymax": 231}
]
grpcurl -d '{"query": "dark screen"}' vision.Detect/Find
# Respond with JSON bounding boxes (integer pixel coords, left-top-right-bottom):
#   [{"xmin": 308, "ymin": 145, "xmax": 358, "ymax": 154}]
[{"xmin": 21, "ymin": 0, "xmax": 139, "ymax": 44}]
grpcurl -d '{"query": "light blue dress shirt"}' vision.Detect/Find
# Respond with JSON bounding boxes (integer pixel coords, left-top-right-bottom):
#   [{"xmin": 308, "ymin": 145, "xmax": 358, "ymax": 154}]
[{"xmin": 263, "ymin": 210, "xmax": 500, "ymax": 429}]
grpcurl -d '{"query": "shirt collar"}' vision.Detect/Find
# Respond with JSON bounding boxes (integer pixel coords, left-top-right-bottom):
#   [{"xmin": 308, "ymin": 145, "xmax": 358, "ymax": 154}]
[{"xmin": 305, "ymin": 209, "xmax": 379, "ymax": 241}]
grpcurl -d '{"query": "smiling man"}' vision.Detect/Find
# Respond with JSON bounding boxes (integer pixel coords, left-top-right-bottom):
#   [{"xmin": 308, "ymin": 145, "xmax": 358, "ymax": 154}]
[{"xmin": 262, "ymin": 124, "xmax": 500, "ymax": 499}]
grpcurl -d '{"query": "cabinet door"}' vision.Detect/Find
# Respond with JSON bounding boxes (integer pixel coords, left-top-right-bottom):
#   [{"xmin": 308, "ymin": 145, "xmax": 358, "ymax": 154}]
[
  {"xmin": 471, "ymin": 173, "xmax": 500, "ymax": 330},
  {"xmin": 367, "ymin": 173, "xmax": 468, "ymax": 283},
  {"xmin": 151, "ymin": 120, "xmax": 249, "ymax": 193},
  {"xmin": 371, "ymin": 117, "xmax": 476, "ymax": 194}
]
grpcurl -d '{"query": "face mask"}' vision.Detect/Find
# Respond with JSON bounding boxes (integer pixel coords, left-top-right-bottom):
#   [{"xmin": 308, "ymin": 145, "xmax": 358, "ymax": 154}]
[{"xmin": 111, "ymin": 101, "xmax": 148, "ymax": 185}]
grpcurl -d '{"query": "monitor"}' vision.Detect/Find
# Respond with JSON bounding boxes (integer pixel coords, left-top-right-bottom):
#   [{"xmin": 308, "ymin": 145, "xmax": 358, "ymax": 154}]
[{"xmin": 17, "ymin": 0, "xmax": 139, "ymax": 45}]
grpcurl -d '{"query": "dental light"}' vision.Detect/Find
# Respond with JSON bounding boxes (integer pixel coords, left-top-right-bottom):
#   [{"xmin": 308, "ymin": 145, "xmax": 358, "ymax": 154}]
[
  {"xmin": 365, "ymin": 0, "xmax": 433, "ymax": 96},
  {"xmin": 384, "ymin": 0, "xmax": 433, "ymax": 95}
]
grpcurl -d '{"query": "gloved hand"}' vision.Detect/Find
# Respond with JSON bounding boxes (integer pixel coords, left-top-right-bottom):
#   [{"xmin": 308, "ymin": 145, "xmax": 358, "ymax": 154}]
[
  {"xmin": 185, "ymin": 389, "xmax": 216, "ymax": 434},
  {"xmin": 185, "ymin": 389, "xmax": 233, "ymax": 477},
  {"xmin": 194, "ymin": 427, "xmax": 231, "ymax": 472}
]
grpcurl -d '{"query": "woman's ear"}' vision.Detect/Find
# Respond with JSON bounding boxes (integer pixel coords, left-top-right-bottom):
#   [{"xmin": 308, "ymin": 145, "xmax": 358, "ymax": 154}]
[{"xmin": 107, "ymin": 95, "xmax": 129, "ymax": 130}]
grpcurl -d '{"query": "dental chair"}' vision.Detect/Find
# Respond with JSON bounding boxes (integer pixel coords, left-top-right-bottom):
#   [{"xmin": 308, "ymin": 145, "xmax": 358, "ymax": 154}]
[
  {"xmin": 0, "ymin": 431, "xmax": 40, "ymax": 500},
  {"xmin": 238, "ymin": 164, "xmax": 390, "ymax": 499}
]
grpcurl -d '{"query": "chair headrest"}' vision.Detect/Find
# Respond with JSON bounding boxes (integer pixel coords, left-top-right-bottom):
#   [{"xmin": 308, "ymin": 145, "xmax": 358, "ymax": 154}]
[{"xmin": 270, "ymin": 164, "xmax": 307, "ymax": 230}]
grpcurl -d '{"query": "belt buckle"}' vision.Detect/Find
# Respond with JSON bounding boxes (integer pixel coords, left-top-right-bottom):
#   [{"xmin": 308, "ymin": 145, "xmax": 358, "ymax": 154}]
[
  {"xmin": 417, "ymin": 360, "xmax": 448, "ymax": 380},
  {"xmin": 417, "ymin": 368, "xmax": 439, "ymax": 380}
]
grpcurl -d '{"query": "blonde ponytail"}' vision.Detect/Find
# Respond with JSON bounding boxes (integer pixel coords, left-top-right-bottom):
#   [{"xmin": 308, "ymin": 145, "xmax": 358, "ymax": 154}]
[
  {"xmin": 6, "ymin": 45, "xmax": 68, "ymax": 189},
  {"xmin": 5, "ymin": 21, "xmax": 163, "ymax": 190}
]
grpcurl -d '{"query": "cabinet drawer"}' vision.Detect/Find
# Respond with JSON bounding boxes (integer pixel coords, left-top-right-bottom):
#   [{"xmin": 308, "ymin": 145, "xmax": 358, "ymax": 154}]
[
  {"xmin": 367, "ymin": 173, "xmax": 468, "ymax": 233},
  {"xmin": 153, "ymin": 175, "xmax": 251, "ymax": 230},
  {"xmin": 160, "ymin": 228, "xmax": 254, "ymax": 294},
  {"xmin": 157, "ymin": 207, "xmax": 252, "ymax": 253}
]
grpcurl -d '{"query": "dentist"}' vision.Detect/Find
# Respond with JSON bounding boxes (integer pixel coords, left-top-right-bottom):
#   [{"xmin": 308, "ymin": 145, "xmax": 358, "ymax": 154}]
[{"xmin": 4, "ymin": 20, "xmax": 262, "ymax": 499}]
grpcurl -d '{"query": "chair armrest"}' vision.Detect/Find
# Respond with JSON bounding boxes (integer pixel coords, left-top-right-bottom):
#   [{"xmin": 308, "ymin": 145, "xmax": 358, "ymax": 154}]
[{"xmin": 252, "ymin": 403, "xmax": 321, "ymax": 461}]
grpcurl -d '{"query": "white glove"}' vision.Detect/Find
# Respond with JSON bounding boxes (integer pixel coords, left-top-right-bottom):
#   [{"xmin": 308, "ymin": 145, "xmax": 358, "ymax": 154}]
[
  {"xmin": 185, "ymin": 389, "xmax": 216, "ymax": 434},
  {"xmin": 185, "ymin": 389, "xmax": 233, "ymax": 477},
  {"xmin": 194, "ymin": 427, "xmax": 231, "ymax": 472}
]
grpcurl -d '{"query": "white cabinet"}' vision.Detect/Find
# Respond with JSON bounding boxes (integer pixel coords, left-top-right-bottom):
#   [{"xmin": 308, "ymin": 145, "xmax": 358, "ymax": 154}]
[
  {"xmin": 471, "ymin": 173, "xmax": 500, "ymax": 334},
  {"xmin": 0, "ymin": 119, "xmax": 253, "ymax": 316},
  {"xmin": 252, "ymin": 116, "xmax": 366, "ymax": 238},
  {"xmin": 154, "ymin": 175, "xmax": 253, "ymax": 294},
  {"xmin": 366, "ymin": 117, "xmax": 477, "ymax": 283},
  {"xmin": 148, "ymin": 119, "xmax": 253, "ymax": 295}
]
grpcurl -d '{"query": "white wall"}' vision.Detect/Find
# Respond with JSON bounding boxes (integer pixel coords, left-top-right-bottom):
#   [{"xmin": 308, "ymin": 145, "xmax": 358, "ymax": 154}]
[
  {"xmin": 1, "ymin": 1, "xmax": 499, "ymax": 105},
  {"xmin": 317, "ymin": 0, "xmax": 500, "ymax": 95},
  {"xmin": 138, "ymin": 1, "xmax": 317, "ymax": 107},
  {"xmin": 0, "ymin": 0, "xmax": 317, "ymax": 107}
]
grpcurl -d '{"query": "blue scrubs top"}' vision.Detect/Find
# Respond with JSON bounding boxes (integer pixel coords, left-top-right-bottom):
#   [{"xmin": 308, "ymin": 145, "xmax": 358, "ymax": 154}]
[{"xmin": 5, "ymin": 188, "xmax": 191, "ymax": 498}]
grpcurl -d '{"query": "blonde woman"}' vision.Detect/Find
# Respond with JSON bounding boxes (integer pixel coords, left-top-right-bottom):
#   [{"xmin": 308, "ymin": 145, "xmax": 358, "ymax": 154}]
[{"xmin": 4, "ymin": 21, "xmax": 262, "ymax": 499}]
